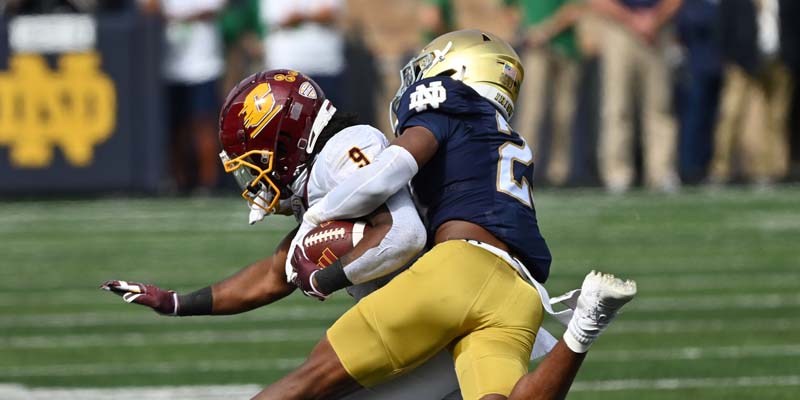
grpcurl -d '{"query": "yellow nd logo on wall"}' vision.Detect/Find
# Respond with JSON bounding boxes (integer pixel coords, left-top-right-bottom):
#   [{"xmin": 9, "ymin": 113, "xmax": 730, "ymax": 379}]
[{"xmin": 0, "ymin": 52, "xmax": 116, "ymax": 168}]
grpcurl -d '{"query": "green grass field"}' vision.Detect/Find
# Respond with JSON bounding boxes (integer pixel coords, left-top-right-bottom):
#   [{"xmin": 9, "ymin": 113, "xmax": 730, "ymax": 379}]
[{"xmin": 1, "ymin": 186, "xmax": 799, "ymax": 399}]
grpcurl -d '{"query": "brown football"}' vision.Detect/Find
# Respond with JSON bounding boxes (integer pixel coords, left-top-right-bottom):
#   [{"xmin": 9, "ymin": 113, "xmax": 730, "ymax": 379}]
[{"xmin": 302, "ymin": 220, "xmax": 370, "ymax": 267}]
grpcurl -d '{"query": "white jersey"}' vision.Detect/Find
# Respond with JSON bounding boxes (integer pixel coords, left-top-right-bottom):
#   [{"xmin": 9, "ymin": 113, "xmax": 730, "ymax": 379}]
[
  {"xmin": 303, "ymin": 125, "xmax": 398, "ymax": 299},
  {"xmin": 288, "ymin": 125, "xmax": 461, "ymax": 400},
  {"xmin": 305, "ymin": 125, "xmax": 389, "ymax": 210}
]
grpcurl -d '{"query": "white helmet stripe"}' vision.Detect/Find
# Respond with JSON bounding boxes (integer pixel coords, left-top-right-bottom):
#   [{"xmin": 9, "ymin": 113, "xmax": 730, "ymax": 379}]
[{"xmin": 306, "ymin": 100, "xmax": 337, "ymax": 155}]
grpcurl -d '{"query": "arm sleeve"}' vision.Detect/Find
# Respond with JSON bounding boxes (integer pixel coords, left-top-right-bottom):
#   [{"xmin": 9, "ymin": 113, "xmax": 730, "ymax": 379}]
[
  {"xmin": 342, "ymin": 189, "xmax": 426, "ymax": 285},
  {"xmin": 303, "ymin": 145, "xmax": 419, "ymax": 225}
]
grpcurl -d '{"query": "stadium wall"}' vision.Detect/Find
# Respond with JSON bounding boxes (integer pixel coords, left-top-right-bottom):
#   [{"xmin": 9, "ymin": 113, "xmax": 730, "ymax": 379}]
[{"xmin": 0, "ymin": 11, "xmax": 165, "ymax": 194}]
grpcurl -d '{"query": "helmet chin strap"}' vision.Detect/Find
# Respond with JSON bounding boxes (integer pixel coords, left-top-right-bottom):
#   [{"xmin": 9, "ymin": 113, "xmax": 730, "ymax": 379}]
[
  {"xmin": 288, "ymin": 167, "xmax": 309, "ymax": 198},
  {"xmin": 306, "ymin": 100, "xmax": 337, "ymax": 155}
]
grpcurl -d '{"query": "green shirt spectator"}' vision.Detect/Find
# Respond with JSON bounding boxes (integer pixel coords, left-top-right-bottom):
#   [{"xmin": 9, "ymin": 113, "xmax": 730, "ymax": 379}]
[
  {"xmin": 219, "ymin": 0, "xmax": 264, "ymax": 47},
  {"xmin": 419, "ymin": 0, "xmax": 456, "ymax": 44},
  {"xmin": 505, "ymin": 0, "xmax": 582, "ymax": 60}
]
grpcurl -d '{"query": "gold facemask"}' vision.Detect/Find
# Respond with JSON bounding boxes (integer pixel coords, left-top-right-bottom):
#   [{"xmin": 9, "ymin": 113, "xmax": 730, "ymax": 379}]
[{"xmin": 219, "ymin": 149, "xmax": 282, "ymax": 213}]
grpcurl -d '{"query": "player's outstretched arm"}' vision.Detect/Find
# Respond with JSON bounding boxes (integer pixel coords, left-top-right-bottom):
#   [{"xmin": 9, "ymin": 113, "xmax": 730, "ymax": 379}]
[{"xmin": 101, "ymin": 227, "xmax": 298, "ymax": 316}]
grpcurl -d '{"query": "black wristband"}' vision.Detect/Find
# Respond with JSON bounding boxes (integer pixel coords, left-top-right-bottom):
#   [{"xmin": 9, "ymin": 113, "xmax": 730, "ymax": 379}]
[
  {"xmin": 177, "ymin": 286, "xmax": 213, "ymax": 316},
  {"xmin": 315, "ymin": 259, "xmax": 353, "ymax": 295}
]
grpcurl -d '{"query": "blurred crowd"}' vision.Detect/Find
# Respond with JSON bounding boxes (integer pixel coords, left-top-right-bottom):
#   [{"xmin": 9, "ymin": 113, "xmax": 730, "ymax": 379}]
[
  {"xmin": 3, "ymin": 0, "xmax": 799, "ymax": 194},
  {"xmin": 508, "ymin": 0, "xmax": 800, "ymax": 193}
]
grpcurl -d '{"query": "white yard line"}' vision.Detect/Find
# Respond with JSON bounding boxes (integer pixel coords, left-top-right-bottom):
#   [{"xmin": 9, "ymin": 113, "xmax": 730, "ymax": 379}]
[
  {"xmin": 0, "ymin": 383, "xmax": 261, "ymax": 400},
  {"xmin": 3, "ymin": 344, "xmax": 799, "ymax": 378},
  {"xmin": 2, "ymin": 311, "xmax": 799, "ymax": 337},
  {"xmin": 0, "ymin": 305, "xmax": 349, "ymax": 328},
  {"xmin": 634, "ymin": 292, "xmax": 800, "ymax": 311},
  {"xmin": 1, "ymin": 375, "xmax": 799, "ymax": 399},
  {"xmin": 572, "ymin": 375, "xmax": 800, "ymax": 391},
  {"xmin": 587, "ymin": 344, "xmax": 800, "ymax": 362},
  {"xmin": 0, "ymin": 358, "xmax": 305, "ymax": 378},
  {"xmin": 1, "ymin": 327, "xmax": 327, "ymax": 348},
  {"xmin": 3, "ymin": 273, "xmax": 797, "ymax": 306},
  {"xmin": 609, "ymin": 317, "xmax": 800, "ymax": 334},
  {"xmin": 3, "ymin": 289, "xmax": 798, "ymax": 329}
]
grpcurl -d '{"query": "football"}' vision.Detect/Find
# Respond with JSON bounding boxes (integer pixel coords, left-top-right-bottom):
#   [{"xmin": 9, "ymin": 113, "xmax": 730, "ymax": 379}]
[{"xmin": 302, "ymin": 220, "xmax": 370, "ymax": 267}]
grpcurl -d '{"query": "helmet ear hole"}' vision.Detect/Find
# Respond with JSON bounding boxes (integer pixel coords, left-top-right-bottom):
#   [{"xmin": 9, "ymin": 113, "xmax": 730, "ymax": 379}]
[
  {"xmin": 275, "ymin": 140, "xmax": 289, "ymax": 160},
  {"xmin": 276, "ymin": 132, "xmax": 291, "ymax": 158},
  {"xmin": 482, "ymin": 33, "xmax": 491, "ymax": 42},
  {"xmin": 436, "ymin": 69, "xmax": 457, "ymax": 77}
]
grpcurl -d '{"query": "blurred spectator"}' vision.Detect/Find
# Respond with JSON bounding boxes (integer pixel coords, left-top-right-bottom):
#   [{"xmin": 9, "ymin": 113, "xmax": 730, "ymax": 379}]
[
  {"xmin": 141, "ymin": 0, "xmax": 226, "ymax": 194},
  {"xmin": 505, "ymin": 0, "xmax": 586, "ymax": 186},
  {"xmin": 675, "ymin": 0, "xmax": 722, "ymax": 183},
  {"xmin": 590, "ymin": 0, "xmax": 682, "ymax": 193},
  {"xmin": 419, "ymin": 0, "xmax": 456, "ymax": 44},
  {"xmin": 97, "ymin": 0, "xmax": 137, "ymax": 12},
  {"xmin": 342, "ymin": 23, "xmax": 382, "ymax": 127},
  {"xmin": 708, "ymin": 0, "xmax": 799, "ymax": 187},
  {"xmin": 259, "ymin": 0, "xmax": 346, "ymax": 108},
  {"xmin": 794, "ymin": 88, "xmax": 800, "ymax": 177},
  {"xmin": 3, "ymin": 0, "xmax": 79, "ymax": 14},
  {"xmin": 2, "ymin": 0, "xmax": 139, "ymax": 14},
  {"xmin": 219, "ymin": 0, "xmax": 264, "ymax": 93}
]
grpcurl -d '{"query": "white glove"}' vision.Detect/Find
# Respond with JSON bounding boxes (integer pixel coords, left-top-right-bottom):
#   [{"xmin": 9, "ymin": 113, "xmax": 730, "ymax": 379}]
[
  {"xmin": 247, "ymin": 190, "xmax": 292, "ymax": 225},
  {"xmin": 302, "ymin": 199, "xmax": 325, "ymax": 226},
  {"xmin": 284, "ymin": 220, "xmax": 316, "ymax": 283},
  {"xmin": 248, "ymin": 204, "xmax": 269, "ymax": 225}
]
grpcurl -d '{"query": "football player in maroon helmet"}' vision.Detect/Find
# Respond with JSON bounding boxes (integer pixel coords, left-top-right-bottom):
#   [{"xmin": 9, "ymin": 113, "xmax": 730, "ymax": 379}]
[
  {"xmin": 101, "ymin": 70, "xmax": 462, "ymax": 399},
  {"xmin": 217, "ymin": 69, "xmax": 335, "ymax": 214}
]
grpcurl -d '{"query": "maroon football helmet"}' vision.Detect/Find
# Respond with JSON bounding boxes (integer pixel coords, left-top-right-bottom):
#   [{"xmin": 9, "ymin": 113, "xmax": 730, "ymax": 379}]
[{"xmin": 218, "ymin": 70, "xmax": 336, "ymax": 212}]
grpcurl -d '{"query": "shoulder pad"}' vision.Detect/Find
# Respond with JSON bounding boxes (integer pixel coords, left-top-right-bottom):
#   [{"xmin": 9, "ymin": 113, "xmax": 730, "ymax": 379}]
[
  {"xmin": 395, "ymin": 77, "xmax": 495, "ymax": 131},
  {"xmin": 320, "ymin": 124, "xmax": 388, "ymax": 158}
]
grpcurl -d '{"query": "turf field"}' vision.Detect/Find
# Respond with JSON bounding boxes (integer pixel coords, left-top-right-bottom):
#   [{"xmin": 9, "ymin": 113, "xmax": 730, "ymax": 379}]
[{"xmin": 1, "ymin": 186, "xmax": 799, "ymax": 399}]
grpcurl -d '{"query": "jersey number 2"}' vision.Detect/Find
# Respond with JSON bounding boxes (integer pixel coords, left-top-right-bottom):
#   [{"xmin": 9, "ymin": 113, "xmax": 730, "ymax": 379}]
[{"xmin": 496, "ymin": 114, "xmax": 534, "ymax": 208}]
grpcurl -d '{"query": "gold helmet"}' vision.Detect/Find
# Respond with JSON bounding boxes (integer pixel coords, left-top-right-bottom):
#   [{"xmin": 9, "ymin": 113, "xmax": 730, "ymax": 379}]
[{"xmin": 391, "ymin": 29, "xmax": 524, "ymax": 129}]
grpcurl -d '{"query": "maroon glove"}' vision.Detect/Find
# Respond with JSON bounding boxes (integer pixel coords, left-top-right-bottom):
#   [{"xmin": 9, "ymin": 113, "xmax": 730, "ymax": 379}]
[
  {"xmin": 290, "ymin": 246, "xmax": 328, "ymax": 301},
  {"xmin": 100, "ymin": 280, "xmax": 178, "ymax": 315}
]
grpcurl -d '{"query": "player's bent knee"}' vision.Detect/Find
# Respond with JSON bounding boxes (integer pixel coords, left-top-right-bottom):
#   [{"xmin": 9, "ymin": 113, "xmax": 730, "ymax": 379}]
[{"xmin": 293, "ymin": 336, "xmax": 362, "ymax": 399}]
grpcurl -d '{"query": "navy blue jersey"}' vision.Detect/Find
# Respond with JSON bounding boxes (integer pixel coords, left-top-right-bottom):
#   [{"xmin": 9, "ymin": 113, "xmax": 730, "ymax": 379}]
[{"xmin": 396, "ymin": 76, "xmax": 552, "ymax": 282}]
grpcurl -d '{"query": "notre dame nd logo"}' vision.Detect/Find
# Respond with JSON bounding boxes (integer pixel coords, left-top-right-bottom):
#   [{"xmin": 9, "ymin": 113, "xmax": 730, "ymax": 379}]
[
  {"xmin": 0, "ymin": 52, "xmax": 116, "ymax": 168},
  {"xmin": 409, "ymin": 81, "xmax": 447, "ymax": 112}
]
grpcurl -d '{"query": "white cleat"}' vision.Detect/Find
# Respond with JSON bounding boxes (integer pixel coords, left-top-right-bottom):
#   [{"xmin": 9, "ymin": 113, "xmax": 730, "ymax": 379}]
[{"xmin": 564, "ymin": 270, "xmax": 637, "ymax": 353}]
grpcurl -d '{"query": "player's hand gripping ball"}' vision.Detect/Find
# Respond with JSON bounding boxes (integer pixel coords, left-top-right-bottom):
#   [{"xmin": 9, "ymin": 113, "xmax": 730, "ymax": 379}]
[{"xmin": 291, "ymin": 220, "xmax": 369, "ymax": 300}]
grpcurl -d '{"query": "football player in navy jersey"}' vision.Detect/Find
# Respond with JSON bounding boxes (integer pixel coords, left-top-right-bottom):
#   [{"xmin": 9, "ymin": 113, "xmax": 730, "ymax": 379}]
[{"xmin": 260, "ymin": 30, "xmax": 637, "ymax": 400}]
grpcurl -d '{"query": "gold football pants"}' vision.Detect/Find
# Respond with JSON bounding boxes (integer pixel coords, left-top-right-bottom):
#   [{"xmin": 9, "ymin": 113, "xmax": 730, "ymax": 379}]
[{"xmin": 328, "ymin": 240, "xmax": 544, "ymax": 399}]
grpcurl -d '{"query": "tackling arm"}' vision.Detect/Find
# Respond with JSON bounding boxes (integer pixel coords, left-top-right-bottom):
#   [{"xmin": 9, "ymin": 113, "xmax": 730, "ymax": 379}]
[
  {"xmin": 336, "ymin": 190, "xmax": 426, "ymax": 285},
  {"xmin": 291, "ymin": 191, "xmax": 427, "ymax": 298},
  {"xmin": 303, "ymin": 126, "xmax": 439, "ymax": 225}
]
